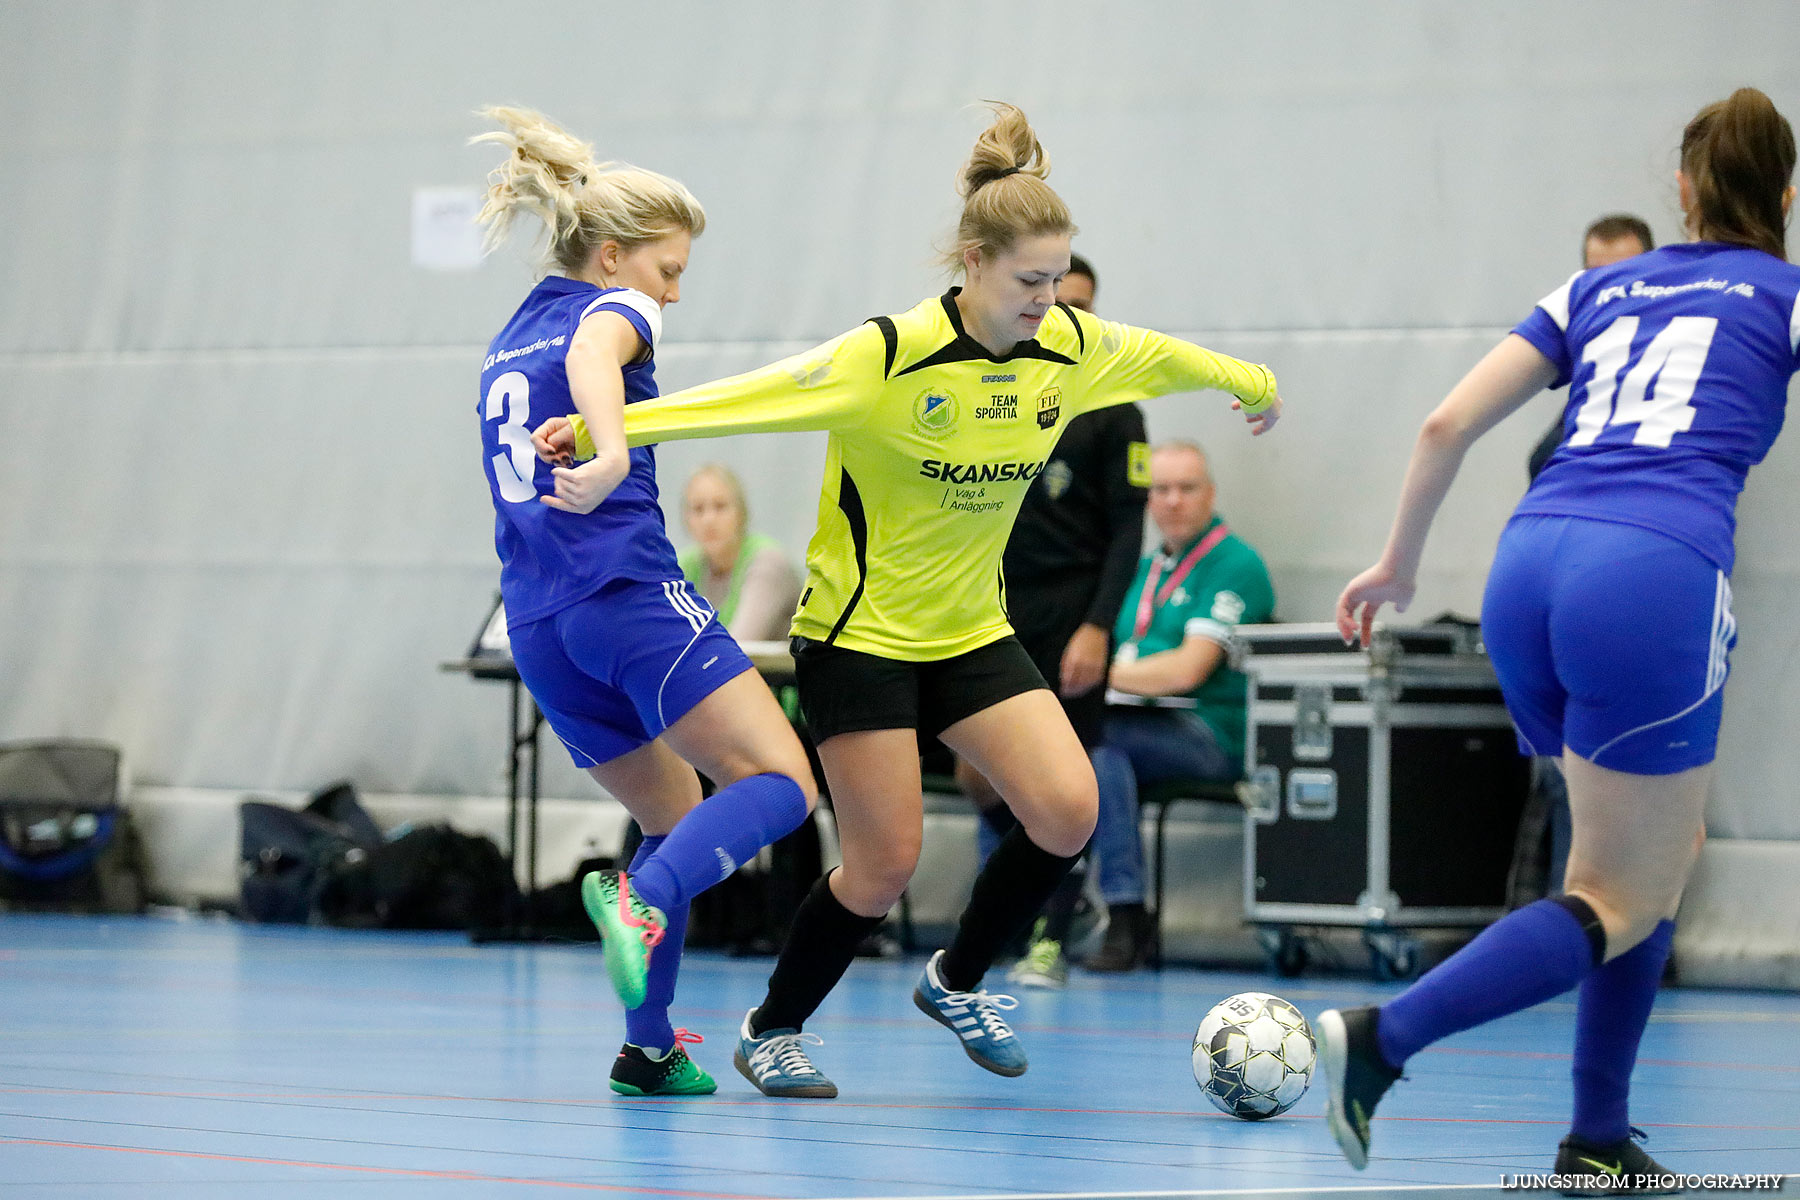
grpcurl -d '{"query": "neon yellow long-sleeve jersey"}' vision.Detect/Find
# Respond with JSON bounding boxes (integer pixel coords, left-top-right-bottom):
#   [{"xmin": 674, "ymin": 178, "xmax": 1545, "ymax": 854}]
[{"xmin": 575, "ymin": 291, "xmax": 1276, "ymax": 661}]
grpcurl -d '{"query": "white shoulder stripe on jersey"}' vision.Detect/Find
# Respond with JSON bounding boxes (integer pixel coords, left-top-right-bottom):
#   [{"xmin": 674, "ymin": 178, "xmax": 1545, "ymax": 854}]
[
  {"xmin": 579, "ymin": 287, "xmax": 664, "ymax": 352},
  {"xmin": 1789, "ymin": 288, "xmax": 1800, "ymax": 357},
  {"xmin": 1535, "ymin": 270, "xmax": 1583, "ymax": 332}
]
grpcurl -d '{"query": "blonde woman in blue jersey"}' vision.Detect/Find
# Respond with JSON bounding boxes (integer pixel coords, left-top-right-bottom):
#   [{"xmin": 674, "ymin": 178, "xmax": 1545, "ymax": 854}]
[
  {"xmin": 538, "ymin": 103, "xmax": 1280, "ymax": 1098},
  {"xmin": 1320, "ymin": 89, "xmax": 1798, "ymax": 1188},
  {"xmin": 471, "ymin": 107, "xmax": 817, "ymax": 1099}
]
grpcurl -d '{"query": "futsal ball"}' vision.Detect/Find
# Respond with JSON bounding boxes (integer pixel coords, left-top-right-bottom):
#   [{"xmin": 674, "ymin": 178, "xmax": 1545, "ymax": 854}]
[{"xmin": 1191, "ymin": 991, "xmax": 1316, "ymax": 1119}]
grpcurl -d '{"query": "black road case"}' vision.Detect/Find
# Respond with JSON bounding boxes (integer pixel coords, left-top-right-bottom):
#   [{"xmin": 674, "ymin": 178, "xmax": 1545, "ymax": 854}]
[{"xmin": 1235, "ymin": 622, "xmax": 1530, "ymax": 978}]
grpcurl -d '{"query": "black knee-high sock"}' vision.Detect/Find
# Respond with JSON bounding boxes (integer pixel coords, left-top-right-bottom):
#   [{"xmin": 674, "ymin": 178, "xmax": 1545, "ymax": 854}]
[
  {"xmin": 940, "ymin": 826, "xmax": 1081, "ymax": 991},
  {"xmin": 750, "ymin": 872, "xmax": 883, "ymax": 1036}
]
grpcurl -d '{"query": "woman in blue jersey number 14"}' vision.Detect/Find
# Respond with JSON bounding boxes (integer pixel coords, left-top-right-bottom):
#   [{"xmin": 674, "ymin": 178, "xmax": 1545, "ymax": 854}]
[
  {"xmin": 538, "ymin": 103, "xmax": 1280, "ymax": 1099},
  {"xmin": 472, "ymin": 108, "xmax": 818, "ymax": 1099},
  {"xmin": 1319, "ymin": 88, "xmax": 1798, "ymax": 1187}
]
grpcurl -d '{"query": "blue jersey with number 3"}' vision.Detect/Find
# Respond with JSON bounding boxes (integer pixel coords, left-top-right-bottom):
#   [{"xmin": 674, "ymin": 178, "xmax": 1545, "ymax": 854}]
[
  {"xmin": 478, "ymin": 277, "xmax": 680, "ymax": 625},
  {"xmin": 1511, "ymin": 242, "xmax": 1800, "ymax": 572}
]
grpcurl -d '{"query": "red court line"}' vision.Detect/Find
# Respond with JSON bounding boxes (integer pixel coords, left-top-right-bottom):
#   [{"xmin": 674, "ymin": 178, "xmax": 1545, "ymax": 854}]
[
  {"xmin": 1427, "ymin": 1045, "xmax": 1800, "ymax": 1073},
  {"xmin": 571, "ymin": 1103, "xmax": 1800, "ymax": 1133},
  {"xmin": 8, "ymin": 1084, "xmax": 1798, "ymax": 1133},
  {"xmin": 0, "ymin": 1137, "xmax": 773, "ymax": 1198}
]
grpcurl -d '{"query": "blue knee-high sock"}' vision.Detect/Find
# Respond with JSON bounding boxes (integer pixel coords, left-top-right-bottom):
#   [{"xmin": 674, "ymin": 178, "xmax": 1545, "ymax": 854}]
[
  {"xmin": 627, "ymin": 773, "xmax": 808, "ymax": 914},
  {"xmin": 1571, "ymin": 919, "xmax": 1674, "ymax": 1144},
  {"xmin": 1378, "ymin": 897, "xmax": 1604, "ymax": 1070},
  {"xmin": 622, "ymin": 835, "xmax": 688, "ymax": 1052}
]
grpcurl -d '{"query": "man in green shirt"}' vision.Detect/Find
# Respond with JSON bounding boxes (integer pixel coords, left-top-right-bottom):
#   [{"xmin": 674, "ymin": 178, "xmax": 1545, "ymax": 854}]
[{"xmin": 1087, "ymin": 440, "xmax": 1275, "ymax": 971}]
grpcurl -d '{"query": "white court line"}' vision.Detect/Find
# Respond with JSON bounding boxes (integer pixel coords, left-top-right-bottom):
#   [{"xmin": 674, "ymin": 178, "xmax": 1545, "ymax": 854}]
[
  {"xmin": 805, "ymin": 1184, "xmax": 1507, "ymax": 1200},
  {"xmin": 805, "ymin": 1180, "xmax": 1800, "ymax": 1200}
]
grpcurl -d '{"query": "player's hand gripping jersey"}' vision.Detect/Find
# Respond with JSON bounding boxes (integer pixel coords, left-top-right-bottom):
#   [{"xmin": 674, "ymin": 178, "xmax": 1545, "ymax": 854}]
[
  {"xmin": 1512, "ymin": 242, "xmax": 1800, "ymax": 572},
  {"xmin": 572, "ymin": 292, "xmax": 1275, "ymax": 659},
  {"xmin": 477, "ymin": 280, "xmax": 677, "ymax": 625}
]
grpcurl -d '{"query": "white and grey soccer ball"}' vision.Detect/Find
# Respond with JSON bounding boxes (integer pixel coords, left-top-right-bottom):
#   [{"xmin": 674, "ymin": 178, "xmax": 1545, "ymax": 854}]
[{"xmin": 1192, "ymin": 991, "xmax": 1316, "ymax": 1119}]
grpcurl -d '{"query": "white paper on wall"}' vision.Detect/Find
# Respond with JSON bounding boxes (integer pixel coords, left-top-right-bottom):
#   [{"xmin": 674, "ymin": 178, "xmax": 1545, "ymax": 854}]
[{"xmin": 410, "ymin": 186, "xmax": 484, "ymax": 271}]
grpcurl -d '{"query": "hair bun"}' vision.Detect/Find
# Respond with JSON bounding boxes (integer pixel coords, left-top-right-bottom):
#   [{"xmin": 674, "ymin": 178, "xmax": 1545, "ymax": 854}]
[{"xmin": 959, "ymin": 102, "xmax": 1051, "ymax": 197}]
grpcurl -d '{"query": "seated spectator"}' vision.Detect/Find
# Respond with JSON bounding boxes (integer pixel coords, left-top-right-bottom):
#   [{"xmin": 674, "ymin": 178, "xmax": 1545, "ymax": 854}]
[
  {"xmin": 1086, "ymin": 440, "xmax": 1274, "ymax": 971},
  {"xmin": 678, "ymin": 464, "xmax": 802, "ymax": 642}
]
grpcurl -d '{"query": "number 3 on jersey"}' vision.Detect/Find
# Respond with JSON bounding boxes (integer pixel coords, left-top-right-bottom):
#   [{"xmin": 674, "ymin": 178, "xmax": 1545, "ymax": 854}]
[
  {"xmin": 1570, "ymin": 315, "xmax": 1718, "ymax": 449},
  {"xmin": 485, "ymin": 370, "xmax": 538, "ymax": 503}
]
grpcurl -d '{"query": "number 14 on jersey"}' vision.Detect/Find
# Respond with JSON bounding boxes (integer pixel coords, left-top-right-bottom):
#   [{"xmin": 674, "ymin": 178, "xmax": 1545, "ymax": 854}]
[{"xmin": 1571, "ymin": 315, "xmax": 1718, "ymax": 449}]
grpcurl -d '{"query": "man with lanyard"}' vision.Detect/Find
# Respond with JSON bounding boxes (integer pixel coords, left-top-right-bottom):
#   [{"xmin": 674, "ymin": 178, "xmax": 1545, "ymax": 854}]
[{"xmin": 1086, "ymin": 439, "xmax": 1275, "ymax": 971}]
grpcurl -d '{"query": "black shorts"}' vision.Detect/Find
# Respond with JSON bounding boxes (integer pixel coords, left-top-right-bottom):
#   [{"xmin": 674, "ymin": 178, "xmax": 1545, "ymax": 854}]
[{"xmin": 791, "ymin": 635, "xmax": 1050, "ymax": 744}]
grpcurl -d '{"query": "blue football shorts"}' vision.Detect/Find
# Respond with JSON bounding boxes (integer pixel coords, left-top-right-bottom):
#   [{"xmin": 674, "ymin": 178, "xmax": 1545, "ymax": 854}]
[
  {"xmin": 506, "ymin": 577, "xmax": 755, "ymax": 767},
  {"xmin": 1480, "ymin": 514, "xmax": 1737, "ymax": 775}
]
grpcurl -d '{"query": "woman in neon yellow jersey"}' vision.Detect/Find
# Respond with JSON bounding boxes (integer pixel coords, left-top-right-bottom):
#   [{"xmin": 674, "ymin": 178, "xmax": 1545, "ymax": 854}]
[{"xmin": 537, "ymin": 102, "xmax": 1280, "ymax": 1098}]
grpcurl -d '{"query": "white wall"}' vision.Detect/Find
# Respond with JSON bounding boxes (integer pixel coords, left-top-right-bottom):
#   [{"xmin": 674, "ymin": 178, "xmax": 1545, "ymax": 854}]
[{"xmin": 3, "ymin": 2, "xmax": 1798, "ymax": 851}]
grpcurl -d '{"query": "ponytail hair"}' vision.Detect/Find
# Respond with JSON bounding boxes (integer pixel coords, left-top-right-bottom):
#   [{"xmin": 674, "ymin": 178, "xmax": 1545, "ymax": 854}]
[
  {"xmin": 471, "ymin": 106, "xmax": 706, "ymax": 275},
  {"xmin": 1680, "ymin": 87, "xmax": 1795, "ymax": 260},
  {"xmin": 942, "ymin": 102, "xmax": 1077, "ymax": 272}
]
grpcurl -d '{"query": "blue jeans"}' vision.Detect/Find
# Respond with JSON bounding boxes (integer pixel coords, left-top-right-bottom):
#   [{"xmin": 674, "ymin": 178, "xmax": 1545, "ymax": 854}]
[{"xmin": 1090, "ymin": 707, "xmax": 1236, "ymax": 905}]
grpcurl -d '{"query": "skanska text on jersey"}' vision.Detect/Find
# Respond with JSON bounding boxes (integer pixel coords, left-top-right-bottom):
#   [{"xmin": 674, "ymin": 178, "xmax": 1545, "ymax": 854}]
[{"xmin": 918, "ymin": 459, "xmax": 1045, "ymax": 485}]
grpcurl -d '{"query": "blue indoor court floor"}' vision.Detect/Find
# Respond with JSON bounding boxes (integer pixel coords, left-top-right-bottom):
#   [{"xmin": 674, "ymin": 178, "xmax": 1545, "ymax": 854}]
[{"xmin": 1, "ymin": 914, "xmax": 1795, "ymax": 1198}]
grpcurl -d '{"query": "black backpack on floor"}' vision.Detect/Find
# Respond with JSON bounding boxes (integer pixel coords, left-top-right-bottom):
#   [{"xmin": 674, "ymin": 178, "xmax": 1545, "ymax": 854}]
[
  {"xmin": 238, "ymin": 781, "xmax": 383, "ymax": 923},
  {"xmin": 317, "ymin": 824, "xmax": 518, "ymax": 931}
]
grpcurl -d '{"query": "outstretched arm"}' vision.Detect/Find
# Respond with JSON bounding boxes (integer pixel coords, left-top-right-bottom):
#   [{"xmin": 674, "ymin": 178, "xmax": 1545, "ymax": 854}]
[
  {"xmin": 541, "ymin": 324, "xmax": 884, "ymax": 462},
  {"xmin": 1072, "ymin": 314, "xmax": 1283, "ymax": 434},
  {"xmin": 1336, "ymin": 334, "xmax": 1559, "ymax": 645}
]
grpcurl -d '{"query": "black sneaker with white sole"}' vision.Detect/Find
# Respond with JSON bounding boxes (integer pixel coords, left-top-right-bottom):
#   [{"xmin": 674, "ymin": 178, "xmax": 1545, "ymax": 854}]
[
  {"xmin": 1553, "ymin": 1128, "xmax": 1683, "ymax": 1195},
  {"xmin": 1316, "ymin": 1006, "xmax": 1403, "ymax": 1170}
]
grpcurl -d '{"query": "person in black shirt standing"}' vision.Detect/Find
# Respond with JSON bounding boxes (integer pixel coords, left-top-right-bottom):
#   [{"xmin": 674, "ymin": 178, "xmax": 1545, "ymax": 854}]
[{"xmin": 954, "ymin": 254, "xmax": 1151, "ymax": 987}]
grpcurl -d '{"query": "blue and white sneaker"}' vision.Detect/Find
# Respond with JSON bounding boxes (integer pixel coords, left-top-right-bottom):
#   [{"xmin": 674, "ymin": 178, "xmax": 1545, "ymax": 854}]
[
  {"xmin": 912, "ymin": 949, "xmax": 1028, "ymax": 1077},
  {"xmin": 732, "ymin": 1008, "xmax": 838, "ymax": 1098}
]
